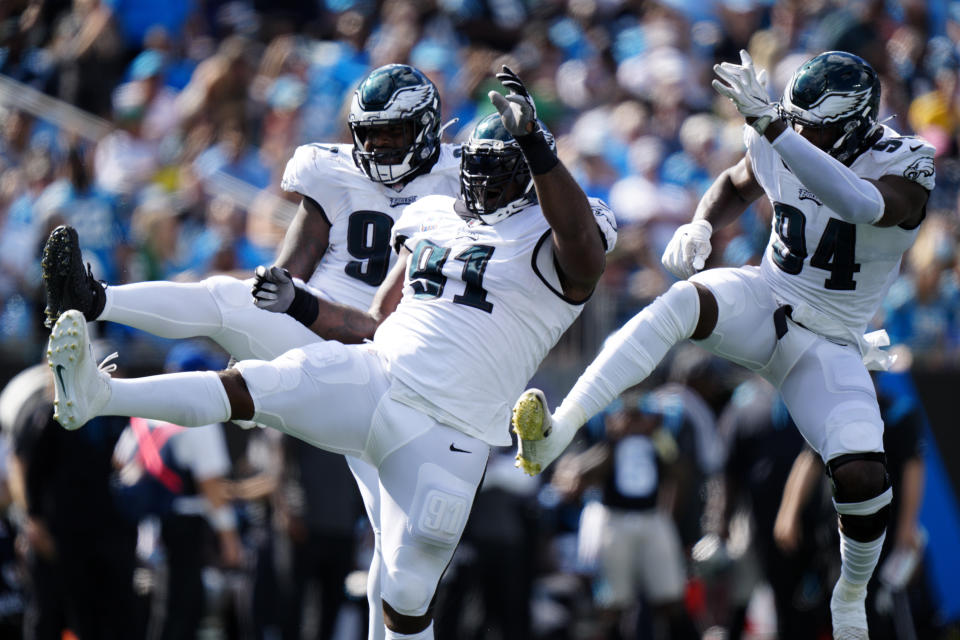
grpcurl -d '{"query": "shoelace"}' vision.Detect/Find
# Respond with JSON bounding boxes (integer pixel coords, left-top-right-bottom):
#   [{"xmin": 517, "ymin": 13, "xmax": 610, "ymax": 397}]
[{"xmin": 98, "ymin": 352, "xmax": 119, "ymax": 374}]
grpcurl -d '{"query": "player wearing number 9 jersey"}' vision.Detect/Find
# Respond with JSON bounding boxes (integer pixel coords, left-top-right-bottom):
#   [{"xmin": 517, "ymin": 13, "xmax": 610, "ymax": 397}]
[
  {"xmin": 280, "ymin": 136, "xmax": 460, "ymax": 311},
  {"xmin": 509, "ymin": 51, "xmax": 934, "ymax": 640}
]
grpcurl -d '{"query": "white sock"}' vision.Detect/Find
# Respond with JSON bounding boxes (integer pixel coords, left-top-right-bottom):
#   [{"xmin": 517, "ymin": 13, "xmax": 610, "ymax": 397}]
[
  {"xmin": 553, "ymin": 282, "xmax": 700, "ymax": 440},
  {"xmin": 104, "ymin": 371, "xmax": 232, "ymax": 426},
  {"xmin": 837, "ymin": 530, "xmax": 886, "ymax": 596},
  {"xmin": 101, "ymin": 281, "xmax": 224, "ymax": 339},
  {"xmin": 384, "ymin": 622, "xmax": 433, "ymax": 640}
]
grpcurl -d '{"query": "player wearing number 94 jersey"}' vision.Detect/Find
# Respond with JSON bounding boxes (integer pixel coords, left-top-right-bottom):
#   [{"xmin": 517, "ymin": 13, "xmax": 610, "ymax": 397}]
[{"xmin": 510, "ymin": 51, "xmax": 933, "ymax": 640}]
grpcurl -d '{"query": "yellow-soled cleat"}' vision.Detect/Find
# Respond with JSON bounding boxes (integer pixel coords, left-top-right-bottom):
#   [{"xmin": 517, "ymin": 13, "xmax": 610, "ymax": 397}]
[{"xmin": 511, "ymin": 388, "xmax": 552, "ymax": 476}]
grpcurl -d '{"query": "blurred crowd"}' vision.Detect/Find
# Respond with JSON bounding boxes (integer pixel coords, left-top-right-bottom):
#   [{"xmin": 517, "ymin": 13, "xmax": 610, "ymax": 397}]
[{"xmin": 0, "ymin": 0, "xmax": 958, "ymax": 638}]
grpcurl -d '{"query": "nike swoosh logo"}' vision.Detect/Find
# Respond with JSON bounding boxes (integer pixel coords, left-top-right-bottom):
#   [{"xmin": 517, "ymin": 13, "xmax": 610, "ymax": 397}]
[
  {"xmin": 449, "ymin": 443, "xmax": 471, "ymax": 454},
  {"xmin": 55, "ymin": 364, "xmax": 67, "ymax": 395},
  {"xmin": 909, "ymin": 144, "xmax": 922, "ymax": 151}
]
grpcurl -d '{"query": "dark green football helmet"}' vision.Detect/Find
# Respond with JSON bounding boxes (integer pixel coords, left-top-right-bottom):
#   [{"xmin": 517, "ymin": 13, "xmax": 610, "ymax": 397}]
[
  {"xmin": 779, "ymin": 51, "xmax": 882, "ymax": 164},
  {"xmin": 348, "ymin": 64, "xmax": 442, "ymax": 184},
  {"xmin": 459, "ymin": 114, "xmax": 555, "ymax": 225}
]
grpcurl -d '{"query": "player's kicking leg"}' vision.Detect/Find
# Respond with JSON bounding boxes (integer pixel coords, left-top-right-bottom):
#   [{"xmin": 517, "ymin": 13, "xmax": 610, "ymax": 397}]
[
  {"xmin": 42, "ymin": 225, "xmax": 318, "ymax": 360},
  {"xmin": 48, "ymin": 309, "xmax": 233, "ymax": 430},
  {"xmin": 512, "ymin": 280, "xmax": 709, "ymax": 475}
]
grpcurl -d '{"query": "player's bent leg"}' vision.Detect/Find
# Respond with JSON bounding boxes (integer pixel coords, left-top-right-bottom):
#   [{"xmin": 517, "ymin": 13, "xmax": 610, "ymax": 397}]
[
  {"xmin": 513, "ymin": 280, "xmax": 704, "ymax": 475},
  {"xmin": 375, "ymin": 414, "xmax": 488, "ymax": 639},
  {"xmin": 688, "ymin": 266, "xmax": 780, "ymax": 371},
  {"xmin": 828, "ymin": 453, "xmax": 891, "ymax": 640},
  {"xmin": 101, "ymin": 276, "xmax": 320, "ymax": 361}
]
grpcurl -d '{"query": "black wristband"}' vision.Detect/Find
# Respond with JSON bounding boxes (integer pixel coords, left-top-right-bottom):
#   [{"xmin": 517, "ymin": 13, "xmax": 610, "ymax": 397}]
[
  {"xmin": 286, "ymin": 285, "xmax": 319, "ymax": 327},
  {"xmin": 514, "ymin": 129, "xmax": 558, "ymax": 175}
]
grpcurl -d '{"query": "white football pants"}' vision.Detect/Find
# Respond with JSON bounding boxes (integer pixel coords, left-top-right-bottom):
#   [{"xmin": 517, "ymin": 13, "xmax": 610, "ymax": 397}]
[
  {"xmin": 100, "ymin": 275, "xmax": 459, "ymax": 638},
  {"xmin": 688, "ymin": 266, "xmax": 884, "ymax": 461}
]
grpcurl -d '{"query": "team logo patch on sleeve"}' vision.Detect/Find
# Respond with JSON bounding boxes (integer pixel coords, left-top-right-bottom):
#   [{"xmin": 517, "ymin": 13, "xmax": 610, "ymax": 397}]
[{"xmin": 903, "ymin": 156, "xmax": 934, "ymax": 183}]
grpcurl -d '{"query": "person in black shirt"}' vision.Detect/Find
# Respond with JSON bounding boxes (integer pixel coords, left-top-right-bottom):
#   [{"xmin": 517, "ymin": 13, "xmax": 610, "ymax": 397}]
[{"xmin": 5, "ymin": 361, "xmax": 138, "ymax": 640}]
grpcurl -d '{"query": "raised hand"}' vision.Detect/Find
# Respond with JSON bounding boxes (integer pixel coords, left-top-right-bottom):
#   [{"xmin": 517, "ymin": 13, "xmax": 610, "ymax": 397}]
[
  {"xmin": 488, "ymin": 65, "xmax": 538, "ymax": 137},
  {"xmin": 712, "ymin": 49, "xmax": 778, "ymax": 134}
]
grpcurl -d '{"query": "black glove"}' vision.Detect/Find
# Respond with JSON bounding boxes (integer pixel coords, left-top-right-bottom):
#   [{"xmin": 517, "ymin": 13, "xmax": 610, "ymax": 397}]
[{"xmin": 488, "ymin": 65, "xmax": 537, "ymax": 137}]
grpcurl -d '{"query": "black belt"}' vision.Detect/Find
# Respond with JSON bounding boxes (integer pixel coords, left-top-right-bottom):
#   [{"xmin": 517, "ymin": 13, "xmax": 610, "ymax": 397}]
[{"xmin": 773, "ymin": 304, "xmax": 793, "ymax": 340}]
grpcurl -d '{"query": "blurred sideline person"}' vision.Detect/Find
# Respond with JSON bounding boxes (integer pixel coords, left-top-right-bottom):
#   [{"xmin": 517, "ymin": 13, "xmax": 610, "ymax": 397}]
[
  {"xmin": 706, "ymin": 375, "xmax": 828, "ymax": 639},
  {"xmin": 551, "ymin": 390, "xmax": 697, "ymax": 640},
  {"xmin": 277, "ymin": 438, "xmax": 365, "ymax": 640},
  {"xmin": 111, "ymin": 341, "xmax": 241, "ymax": 640},
  {"xmin": 511, "ymin": 50, "xmax": 934, "ymax": 640},
  {"xmin": 43, "ymin": 67, "xmax": 616, "ymax": 640},
  {"xmin": 4, "ymin": 357, "xmax": 136, "ymax": 640},
  {"xmin": 774, "ymin": 370, "xmax": 939, "ymax": 640},
  {"xmin": 41, "ymin": 63, "xmax": 461, "ymax": 639}
]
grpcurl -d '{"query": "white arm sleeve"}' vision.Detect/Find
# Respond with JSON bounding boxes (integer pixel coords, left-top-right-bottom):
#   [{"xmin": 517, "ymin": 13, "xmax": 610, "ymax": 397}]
[{"xmin": 770, "ymin": 127, "xmax": 885, "ymax": 224}]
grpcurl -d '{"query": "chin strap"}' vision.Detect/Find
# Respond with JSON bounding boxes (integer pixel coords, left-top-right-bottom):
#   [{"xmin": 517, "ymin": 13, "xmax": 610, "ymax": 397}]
[{"xmin": 438, "ymin": 117, "xmax": 459, "ymax": 137}]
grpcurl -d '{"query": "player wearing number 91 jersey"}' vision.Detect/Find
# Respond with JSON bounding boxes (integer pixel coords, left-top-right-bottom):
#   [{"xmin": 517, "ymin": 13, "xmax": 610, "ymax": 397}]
[
  {"xmin": 39, "ymin": 63, "xmax": 461, "ymax": 640},
  {"xmin": 42, "ymin": 68, "xmax": 615, "ymax": 640},
  {"xmin": 376, "ymin": 190, "xmax": 617, "ymax": 445}
]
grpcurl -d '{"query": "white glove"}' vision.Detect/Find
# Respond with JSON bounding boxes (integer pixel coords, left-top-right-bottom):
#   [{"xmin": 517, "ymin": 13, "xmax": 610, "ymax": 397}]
[
  {"xmin": 251, "ymin": 265, "xmax": 295, "ymax": 313},
  {"xmin": 661, "ymin": 219, "xmax": 713, "ymax": 280},
  {"xmin": 488, "ymin": 66, "xmax": 537, "ymax": 137},
  {"xmin": 712, "ymin": 49, "xmax": 777, "ymax": 135}
]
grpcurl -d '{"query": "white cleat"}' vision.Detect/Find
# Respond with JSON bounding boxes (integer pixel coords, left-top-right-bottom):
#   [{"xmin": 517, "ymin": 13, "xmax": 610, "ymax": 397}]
[
  {"xmin": 831, "ymin": 578, "xmax": 869, "ymax": 640},
  {"xmin": 47, "ymin": 309, "xmax": 115, "ymax": 430},
  {"xmin": 511, "ymin": 389, "xmax": 563, "ymax": 476}
]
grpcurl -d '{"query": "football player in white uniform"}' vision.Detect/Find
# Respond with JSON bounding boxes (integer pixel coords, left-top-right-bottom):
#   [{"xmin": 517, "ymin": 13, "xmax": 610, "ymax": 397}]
[
  {"xmin": 41, "ymin": 63, "xmax": 461, "ymax": 639},
  {"xmin": 45, "ymin": 67, "xmax": 616, "ymax": 640},
  {"xmin": 510, "ymin": 50, "xmax": 935, "ymax": 640}
]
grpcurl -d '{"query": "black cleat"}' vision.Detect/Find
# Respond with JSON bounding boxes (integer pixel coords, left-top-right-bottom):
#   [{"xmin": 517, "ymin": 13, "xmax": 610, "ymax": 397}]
[{"xmin": 41, "ymin": 225, "xmax": 106, "ymax": 328}]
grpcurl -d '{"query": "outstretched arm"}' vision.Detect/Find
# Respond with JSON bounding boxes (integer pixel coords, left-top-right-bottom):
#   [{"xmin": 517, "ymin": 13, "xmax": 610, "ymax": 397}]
[
  {"xmin": 713, "ymin": 48, "xmax": 930, "ymax": 229},
  {"xmin": 761, "ymin": 121, "xmax": 929, "ymax": 228},
  {"xmin": 489, "ymin": 67, "xmax": 606, "ymax": 301},
  {"xmin": 251, "ymin": 250, "xmax": 409, "ymax": 343}
]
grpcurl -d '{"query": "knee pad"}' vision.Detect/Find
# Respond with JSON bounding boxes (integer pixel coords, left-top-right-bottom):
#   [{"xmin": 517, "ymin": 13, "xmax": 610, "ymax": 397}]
[
  {"xmin": 651, "ymin": 281, "xmax": 701, "ymax": 341},
  {"xmin": 828, "ymin": 453, "xmax": 892, "ymax": 542},
  {"xmin": 381, "ymin": 568, "xmax": 434, "ymax": 619}
]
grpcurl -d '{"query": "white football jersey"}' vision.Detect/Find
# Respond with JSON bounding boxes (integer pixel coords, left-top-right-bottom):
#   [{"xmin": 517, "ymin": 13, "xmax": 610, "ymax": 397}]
[
  {"xmin": 374, "ymin": 196, "xmax": 618, "ymax": 446},
  {"xmin": 748, "ymin": 125, "xmax": 935, "ymax": 341},
  {"xmin": 280, "ymin": 142, "xmax": 462, "ymax": 311}
]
